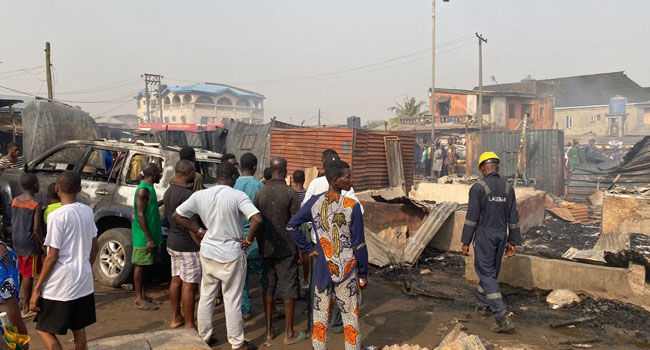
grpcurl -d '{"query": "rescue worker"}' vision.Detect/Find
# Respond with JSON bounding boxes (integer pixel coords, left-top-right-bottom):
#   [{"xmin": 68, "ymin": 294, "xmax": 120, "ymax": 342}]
[{"xmin": 461, "ymin": 151, "xmax": 520, "ymax": 333}]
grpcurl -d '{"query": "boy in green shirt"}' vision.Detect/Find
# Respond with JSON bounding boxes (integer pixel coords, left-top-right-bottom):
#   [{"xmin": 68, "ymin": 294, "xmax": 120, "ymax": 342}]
[
  {"xmin": 44, "ymin": 183, "xmax": 62, "ymax": 224},
  {"xmin": 132, "ymin": 163, "xmax": 163, "ymax": 311}
]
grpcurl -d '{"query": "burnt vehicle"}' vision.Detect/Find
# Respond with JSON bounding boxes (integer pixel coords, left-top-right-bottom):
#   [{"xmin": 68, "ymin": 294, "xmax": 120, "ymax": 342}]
[{"xmin": 0, "ymin": 140, "xmax": 221, "ymax": 287}]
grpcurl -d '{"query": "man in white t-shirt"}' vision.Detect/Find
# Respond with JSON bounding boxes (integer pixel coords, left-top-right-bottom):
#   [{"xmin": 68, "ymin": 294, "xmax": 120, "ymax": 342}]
[
  {"xmin": 30, "ymin": 171, "xmax": 99, "ymax": 350},
  {"xmin": 174, "ymin": 162, "xmax": 261, "ymax": 350}
]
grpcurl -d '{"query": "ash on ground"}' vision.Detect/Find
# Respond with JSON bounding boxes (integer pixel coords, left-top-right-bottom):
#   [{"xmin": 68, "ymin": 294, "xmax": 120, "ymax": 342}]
[
  {"xmin": 519, "ymin": 217, "xmax": 600, "ymax": 259},
  {"xmin": 566, "ymin": 298, "xmax": 650, "ymax": 341}
]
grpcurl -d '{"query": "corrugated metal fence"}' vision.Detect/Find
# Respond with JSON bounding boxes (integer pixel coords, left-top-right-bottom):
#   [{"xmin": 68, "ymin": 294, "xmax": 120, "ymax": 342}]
[
  {"xmin": 468, "ymin": 130, "xmax": 564, "ymax": 195},
  {"xmin": 270, "ymin": 128, "xmax": 415, "ymax": 191}
]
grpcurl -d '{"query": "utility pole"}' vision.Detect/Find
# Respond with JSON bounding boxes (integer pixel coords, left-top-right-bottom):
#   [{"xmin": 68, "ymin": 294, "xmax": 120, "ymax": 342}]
[
  {"xmin": 45, "ymin": 42, "xmax": 53, "ymax": 100},
  {"xmin": 476, "ymin": 32, "xmax": 487, "ymax": 132},
  {"xmin": 318, "ymin": 108, "xmax": 321, "ymax": 126},
  {"xmin": 142, "ymin": 73, "xmax": 163, "ymax": 123},
  {"xmin": 430, "ymin": 0, "xmax": 436, "ymax": 144}
]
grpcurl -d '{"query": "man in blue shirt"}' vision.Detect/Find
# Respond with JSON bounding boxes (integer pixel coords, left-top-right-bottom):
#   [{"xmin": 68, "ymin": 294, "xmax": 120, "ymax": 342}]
[{"xmin": 233, "ymin": 152, "xmax": 264, "ymax": 320}]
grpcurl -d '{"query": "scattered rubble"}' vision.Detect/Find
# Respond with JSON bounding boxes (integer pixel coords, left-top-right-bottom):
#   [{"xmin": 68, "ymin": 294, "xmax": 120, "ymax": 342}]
[
  {"xmin": 546, "ymin": 289, "xmax": 581, "ymax": 308},
  {"xmin": 436, "ymin": 175, "xmax": 480, "ymax": 185},
  {"xmin": 519, "ymin": 218, "xmax": 599, "ymax": 259}
]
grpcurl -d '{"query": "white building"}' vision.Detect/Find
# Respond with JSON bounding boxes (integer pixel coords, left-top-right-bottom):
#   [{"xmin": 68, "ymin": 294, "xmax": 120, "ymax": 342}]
[{"xmin": 136, "ymin": 83, "xmax": 265, "ymax": 125}]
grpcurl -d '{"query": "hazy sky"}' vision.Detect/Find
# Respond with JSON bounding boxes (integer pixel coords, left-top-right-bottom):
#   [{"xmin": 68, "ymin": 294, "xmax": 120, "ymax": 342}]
[{"xmin": 1, "ymin": 0, "xmax": 649, "ymax": 125}]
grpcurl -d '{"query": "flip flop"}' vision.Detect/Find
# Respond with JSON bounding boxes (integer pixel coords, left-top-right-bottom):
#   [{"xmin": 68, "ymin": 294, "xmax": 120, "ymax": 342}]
[
  {"xmin": 136, "ymin": 301, "xmax": 159, "ymax": 311},
  {"xmin": 145, "ymin": 296, "xmax": 162, "ymax": 305},
  {"xmin": 21, "ymin": 310, "xmax": 36, "ymax": 319},
  {"xmin": 283, "ymin": 332, "xmax": 308, "ymax": 345}
]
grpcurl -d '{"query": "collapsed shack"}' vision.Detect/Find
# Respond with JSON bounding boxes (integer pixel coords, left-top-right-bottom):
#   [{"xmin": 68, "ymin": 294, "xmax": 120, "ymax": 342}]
[
  {"xmin": 360, "ymin": 194, "xmax": 457, "ymax": 267},
  {"xmin": 22, "ymin": 99, "xmax": 99, "ymax": 163},
  {"xmin": 567, "ymin": 135, "xmax": 650, "ymax": 204}
]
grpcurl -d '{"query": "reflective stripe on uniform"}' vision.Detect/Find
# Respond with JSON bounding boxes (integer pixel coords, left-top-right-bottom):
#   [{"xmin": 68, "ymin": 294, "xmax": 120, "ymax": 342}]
[
  {"xmin": 354, "ymin": 242, "xmax": 366, "ymax": 250},
  {"xmin": 508, "ymin": 223, "xmax": 519, "ymax": 230},
  {"xmin": 478, "ymin": 180, "xmax": 491, "ymax": 195},
  {"xmin": 464, "ymin": 219, "xmax": 477, "ymax": 227},
  {"xmin": 505, "ymin": 182, "xmax": 511, "ymax": 195},
  {"xmin": 486, "ymin": 292, "xmax": 502, "ymax": 300},
  {"xmin": 478, "ymin": 285, "xmax": 485, "ymax": 294}
]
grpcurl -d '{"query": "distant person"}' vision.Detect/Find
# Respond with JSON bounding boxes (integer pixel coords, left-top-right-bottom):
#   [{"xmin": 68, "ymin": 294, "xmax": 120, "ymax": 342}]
[
  {"xmin": 287, "ymin": 159, "xmax": 369, "ymax": 350},
  {"xmin": 433, "ymin": 143, "xmax": 443, "ymax": 179},
  {"xmin": 177, "ymin": 146, "xmax": 205, "ymax": 192},
  {"xmin": 445, "ymin": 139, "xmax": 457, "ymax": 175},
  {"xmin": 173, "ymin": 162, "xmax": 261, "ymax": 349},
  {"xmin": 414, "ymin": 140, "xmax": 421, "ymax": 175},
  {"xmin": 461, "ymin": 152, "xmax": 520, "ymax": 333},
  {"xmin": 44, "ymin": 183, "xmax": 62, "ymax": 224},
  {"xmin": 234, "ymin": 153, "xmax": 265, "ymax": 320},
  {"xmin": 30, "ymin": 171, "xmax": 99, "ymax": 350},
  {"xmin": 222, "ymin": 153, "xmax": 240, "ymax": 180},
  {"xmin": 164, "ymin": 160, "xmax": 201, "ymax": 329},
  {"xmin": 422, "ymin": 141, "xmax": 431, "ymax": 179},
  {"xmin": 0, "ymin": 143, "xmax": 24, "ymax": 170},
  {"xmin": 262, "ymin": 167, "xmax": 272, "ymax": 184},
  {"xmin": 567, "ymin": 140, "xmax": 580, "ymax": 176},
  {"xmin": 255, "ymin": 157, "xmax": 305, "ymax": 345},
  {"xmin": 132, "ymin": 163, "xmax": 163, "ymax": 311},
  {"xmin": 11, "ymin": 173, "xmax": 43, "ymax": 318},
  {"xmin": 292, "ymin": 170, "xmax": 310, "ymax": 290}
]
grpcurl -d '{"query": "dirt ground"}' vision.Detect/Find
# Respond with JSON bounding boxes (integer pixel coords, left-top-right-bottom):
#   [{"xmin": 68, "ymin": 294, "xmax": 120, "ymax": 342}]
[{"xmin": 22, "ymin": 249, "xmax": 650, "ymax": 350}]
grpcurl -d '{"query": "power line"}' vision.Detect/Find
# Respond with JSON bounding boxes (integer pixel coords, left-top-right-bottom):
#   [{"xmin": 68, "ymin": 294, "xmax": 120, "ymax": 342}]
[
  {"xmin": 0, "ymin": 85, "xmax": 134, "ymax": 104},
  {"xmin": 55, "ymin": 77, "xmax": 141, "ymax": 95},
  {"xmin": 0, "ymin": 66, "xmax": 45, "ymax": 75},
  {"xmin": 96, "ymin": 99, "xmax": 135, "ymax": 116}
]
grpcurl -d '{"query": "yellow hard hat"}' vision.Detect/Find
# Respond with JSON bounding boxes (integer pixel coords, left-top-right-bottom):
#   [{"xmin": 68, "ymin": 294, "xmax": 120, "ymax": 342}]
[{"xmin": 478, "ymin": 151, "xmax": 500, "ymax": 170}]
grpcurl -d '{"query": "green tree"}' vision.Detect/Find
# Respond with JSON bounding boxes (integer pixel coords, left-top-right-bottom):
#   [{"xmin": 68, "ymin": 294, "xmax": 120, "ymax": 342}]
[{"xmin": 387, "ymin": 96, "xmax": 425, "ymax": 117}]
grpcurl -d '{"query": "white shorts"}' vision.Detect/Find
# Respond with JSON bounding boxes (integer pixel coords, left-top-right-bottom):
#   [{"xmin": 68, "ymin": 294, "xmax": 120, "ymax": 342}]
[{"xmin": 167, "ymin": 248, "xmax": 202, "ymax": 284}]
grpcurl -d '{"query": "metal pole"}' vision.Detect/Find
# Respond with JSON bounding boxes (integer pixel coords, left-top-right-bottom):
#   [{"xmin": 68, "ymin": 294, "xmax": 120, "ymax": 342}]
[
  {"xmin": 430, "ymin": 0, "xmax": 436, "ymax": 144},
  {"xmin": 476, "ymin": 33, "xmax": 487, "ymax": 132},
  {"xmin": 45, "ymin": 42, "xmax": 53, "ymax": 100}
]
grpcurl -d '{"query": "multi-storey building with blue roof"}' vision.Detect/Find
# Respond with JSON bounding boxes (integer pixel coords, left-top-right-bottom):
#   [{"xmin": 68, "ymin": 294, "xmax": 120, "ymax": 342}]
[{"xmin": 136, "ymin": 82, "xmax": 265, "ymax": 125}]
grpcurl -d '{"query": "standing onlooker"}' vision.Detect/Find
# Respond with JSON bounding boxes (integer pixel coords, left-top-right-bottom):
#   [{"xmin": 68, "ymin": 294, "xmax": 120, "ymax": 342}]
[
  {"xmin": 413, "ymin": 140, "xmax": 421, "ymax": 175},
  {"xmin": 30, "ymin": 171, "xmax": 99, "ymax": 350},
  {"xmin": 433, "ymin": 143, "xmax": 443, "ymax": 179},
  {"xmin": 567, "ymin": 140, "xmax": 580, "ymax": 177},
  {"xmin": 303, "ymin": 149, "xmax": 359, "ymax": 334},
  {"xmin": 262, "ymin": 167, "xmax": 272, "ymax": 184},
  {"xmin": 287, "ymin": 160, "xmax": 369, "ymax": 350},
  {"xmin": 176, "ymin": 146, "xmax": 205, "ymax": 192},
  {"xmin": 255, "ymin": 157, "xmax": 306, "ymax": 345},
  {"xmin": 44, "ymin": 183, "xmax": 62, "ymax": 224},
  {"xmin": 292, "ymin": 170, "xmax": 310, "ymax": 290},
  {"xmin": 222, "ymin": 153, "xmax": 240, "ymax": 180},
  {"xmin": 445, "ymin": 139, "xmax": 457, "ymax": 175},
  {"xmin": 11, "ymin": 173, "xmax": 43, "ymax": 318},
  {"xmin": 421, "ymin": 142, "xmax": 431, "ymax": 179},
  {"xmin": 164, "ymin": 160, "xmax": 201, "ymax": 329},
  {"xmin": 0, "ymin": 239, "xmax": 28, "ymax": 344},
  {"xmin": 234, "ymin": 153, "xmax": 265, "ymax": 321},
  {"xmin": 0, "ymin": 143, "xmax": 24, "ymax": 170},
  {"xmin": 132, "ymin": 163, "xmax": 163, "ymax": 311},
  {"xmin": 173, "ymin": 162, "xmax": 261, "ymax": 349}
]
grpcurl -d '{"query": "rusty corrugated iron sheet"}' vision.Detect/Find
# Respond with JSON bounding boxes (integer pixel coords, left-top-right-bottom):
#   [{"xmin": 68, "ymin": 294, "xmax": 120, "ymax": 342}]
[{"xmin": 270, "ymin": 127, "xmax": 415, "ymax": 191}]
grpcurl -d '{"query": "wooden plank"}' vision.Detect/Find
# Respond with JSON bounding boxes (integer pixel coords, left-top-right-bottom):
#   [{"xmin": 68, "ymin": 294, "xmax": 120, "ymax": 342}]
[{"xmin": 384, "ymin": 136, "xmax": 406, "ymax": 188}]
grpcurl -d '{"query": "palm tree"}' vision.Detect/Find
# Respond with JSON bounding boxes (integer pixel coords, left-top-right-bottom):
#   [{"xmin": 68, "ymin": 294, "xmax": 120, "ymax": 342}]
[{"xmin": 387, "ymin": 97, "xmax": 425, "ymax": 117}]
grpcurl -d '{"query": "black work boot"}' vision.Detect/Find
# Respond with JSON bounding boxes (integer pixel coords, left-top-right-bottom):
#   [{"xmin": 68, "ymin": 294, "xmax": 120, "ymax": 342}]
[
  {"xmin": 476, "ymin": 306, "xmax": 490, "ymax": 319},
  {"xmin": 490, "ymin": 316, "xmax": 515, "ymax": 333}
]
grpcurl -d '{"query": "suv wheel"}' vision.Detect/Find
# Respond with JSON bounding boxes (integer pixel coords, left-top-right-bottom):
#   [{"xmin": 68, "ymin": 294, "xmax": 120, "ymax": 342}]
[{"xmin": 94, "ymin": 228, "xmax": 133, "ymax": 287}]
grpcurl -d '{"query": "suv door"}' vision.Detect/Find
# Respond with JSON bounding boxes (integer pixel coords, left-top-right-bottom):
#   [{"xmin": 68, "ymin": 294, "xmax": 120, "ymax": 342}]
[
  {"xmin": 27, "ymin": 144, "xmax": 89, "ymax": 202},
  {"xmin": 78, "ymin": 148, "xmax": 126, "ymax": 210}
]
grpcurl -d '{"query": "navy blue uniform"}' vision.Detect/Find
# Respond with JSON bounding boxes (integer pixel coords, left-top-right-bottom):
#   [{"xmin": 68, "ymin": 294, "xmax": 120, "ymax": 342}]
[{"xmin": 461, "ymin": 172, "xmax": 521, "ymax": 319}]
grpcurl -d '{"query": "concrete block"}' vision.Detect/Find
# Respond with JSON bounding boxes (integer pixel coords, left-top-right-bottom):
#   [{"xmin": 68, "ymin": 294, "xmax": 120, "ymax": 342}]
[
  {"xmin": 88, "ymin": 328, "xmax": 210, "ymax": 350},
  {"xmin": 465, "ymin": 254, "xmax": 650, "ymax": 311},
  {"xmin": 428, "ymin": 190, "xmax": 545, "ymax": 252},
  {"xmin": 602, "ymin": 193, "xmax": 650, "ymax": 236}
]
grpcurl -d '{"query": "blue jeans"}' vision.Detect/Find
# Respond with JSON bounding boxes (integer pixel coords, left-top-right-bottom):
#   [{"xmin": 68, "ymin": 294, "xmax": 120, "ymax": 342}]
[{"xmin": 241, "ymin": 256, "xmax": 264, "ymax": 315}]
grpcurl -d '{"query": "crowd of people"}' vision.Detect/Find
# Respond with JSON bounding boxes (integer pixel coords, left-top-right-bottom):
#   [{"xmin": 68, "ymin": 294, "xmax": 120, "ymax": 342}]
[
  {"xmin": 0, "ymin": 145, "xmax": 369, "ymax": 350},
  {"xmin": 414, "ymin": 138, "xmax": 460, "ymax": 179}
]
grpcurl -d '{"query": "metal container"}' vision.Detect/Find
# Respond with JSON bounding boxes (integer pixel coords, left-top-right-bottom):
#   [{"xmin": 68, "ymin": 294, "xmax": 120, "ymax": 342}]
[{"xmin": 609, "ymin": 96, "xmax": 627, "ymax": 115}]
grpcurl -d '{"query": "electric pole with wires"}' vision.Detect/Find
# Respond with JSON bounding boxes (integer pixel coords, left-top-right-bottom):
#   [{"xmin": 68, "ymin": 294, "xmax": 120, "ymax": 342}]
[
  {"xmin": 45, "ymin": 42, "xmax": 53, "ymax": 100},
  {"xmin": 142, "ymin": 73, "xmax": 163, "ymax": 122},
  {"xmin": 476, "ymin": 33, "xmax": 487, "ymax": 132}
]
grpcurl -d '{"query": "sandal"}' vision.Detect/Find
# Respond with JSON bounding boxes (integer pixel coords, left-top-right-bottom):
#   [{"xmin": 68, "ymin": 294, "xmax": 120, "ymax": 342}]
[
  {"xmin": 283, "ymin": 331, "xmax": 308, "ymax": 345},
  {"xmin": 136, "ymin": 301, "xmax": 159, "ymax": 311}
]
